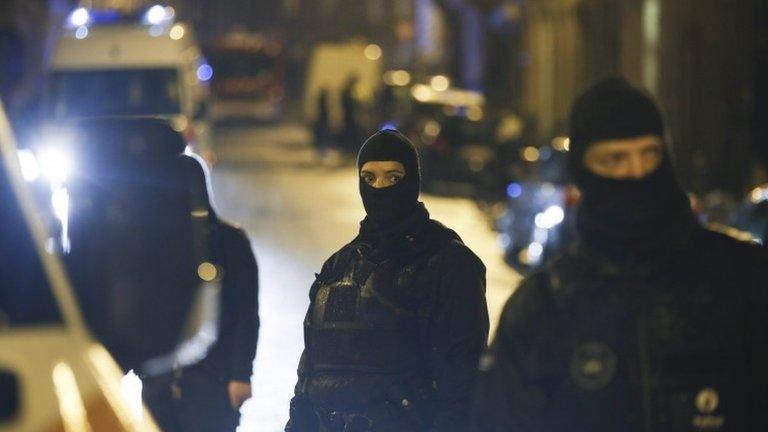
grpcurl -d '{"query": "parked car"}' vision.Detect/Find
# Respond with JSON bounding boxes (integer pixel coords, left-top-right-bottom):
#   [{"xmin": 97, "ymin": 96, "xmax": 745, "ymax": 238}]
[{"xmin": 497, "ymin": 136, "xmax": 578, "ymax": 272}]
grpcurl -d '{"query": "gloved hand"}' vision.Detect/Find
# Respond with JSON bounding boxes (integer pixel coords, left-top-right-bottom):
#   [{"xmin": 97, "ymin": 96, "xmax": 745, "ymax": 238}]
[{"xmin": 285, "ymin": 395, "xmax": 318, "ymax": 432}]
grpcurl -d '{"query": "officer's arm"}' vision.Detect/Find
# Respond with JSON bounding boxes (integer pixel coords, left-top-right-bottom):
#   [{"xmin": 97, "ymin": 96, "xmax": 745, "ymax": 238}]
[
  {"xmin": 286, "ymin": 253, "xmax": 340, "ymax": 431},
  {"xmin": 427, "ymin": 248, "xmax": 489, "ymax": 432},
  {"xmin": 471, "ymin": 277, "xmax": 550, "ymax": 432},
  {"xmin": 228, "ymin": 230, "xmax": 260, "ymax": 382},
  {"xmin": 285, "ymin": 295, "xmax": 317, "ymax": 431}
]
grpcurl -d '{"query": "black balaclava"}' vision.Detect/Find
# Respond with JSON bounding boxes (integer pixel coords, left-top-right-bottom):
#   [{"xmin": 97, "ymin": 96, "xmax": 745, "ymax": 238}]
[
  {"xmin": 357, "ymin": 130, "xmax": 422, "ymax": 226},
  {"xmin": 568, "ymin": 78, "xmax": 697, "ymax": 261}
]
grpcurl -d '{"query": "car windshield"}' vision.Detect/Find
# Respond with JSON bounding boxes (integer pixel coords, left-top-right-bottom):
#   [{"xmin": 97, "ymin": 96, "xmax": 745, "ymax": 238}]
[
  {"xmin": 47, "ymin": 68, "xmax": 181, "ymax": 118},
  {"xmin": 0, "ymin": 150, "xmax": 62, "ymax": 327}
]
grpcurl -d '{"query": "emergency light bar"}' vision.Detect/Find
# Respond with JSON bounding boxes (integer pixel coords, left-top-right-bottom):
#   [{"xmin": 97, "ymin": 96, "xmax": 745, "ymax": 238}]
[{"xmin": 66, "ymin": 4, "xmax": 175, "ymax": 29}]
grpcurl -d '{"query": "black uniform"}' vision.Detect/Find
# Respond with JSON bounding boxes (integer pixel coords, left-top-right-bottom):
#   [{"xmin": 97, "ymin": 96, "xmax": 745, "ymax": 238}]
[
  {"xmin": 143, "ymin": 157, "xmax": 259, "ymax": 432},
  {"xmin": 474, "ymin": 230, "xmax": 768, "ymax": 431},
  {"xmin": 473, "ymin": 78, "xmax": 768, "ymax": 432},
  {"xmin": 287, "ymin": 131, "xmax": 489, "ymax": 432}
]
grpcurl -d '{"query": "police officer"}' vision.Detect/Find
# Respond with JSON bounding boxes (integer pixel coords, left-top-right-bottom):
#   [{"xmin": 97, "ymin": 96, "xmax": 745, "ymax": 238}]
[
  {"xmin": 286, "ymin": 130, "xmax": 489, "ymax": 432},
  {"xmin": 473, "ymin": 78, "xmax": 768, "ymax": 431},
  {"xmin": 142, "ymin": 155, "xmax": 259, "ymax": 432}
]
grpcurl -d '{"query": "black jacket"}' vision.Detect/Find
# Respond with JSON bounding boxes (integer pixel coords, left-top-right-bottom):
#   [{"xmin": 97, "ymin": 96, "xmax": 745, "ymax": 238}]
[
  {"xmin": 288, "ymin": 210, "xmax": 489, "ymax": 432},
  {"xmin": 199, "ymin": 221, "xmax": 259, "ymax": 382},
  {"xmin": 473, "ymin": 228, "xmax": 768, "ymax": 432}
]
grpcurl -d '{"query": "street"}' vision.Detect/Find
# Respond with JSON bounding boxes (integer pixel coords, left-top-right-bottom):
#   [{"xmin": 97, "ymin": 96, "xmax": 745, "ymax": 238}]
[{"xmin": 209, "ymin": 122, "xmax": 521, "ymax": 431}]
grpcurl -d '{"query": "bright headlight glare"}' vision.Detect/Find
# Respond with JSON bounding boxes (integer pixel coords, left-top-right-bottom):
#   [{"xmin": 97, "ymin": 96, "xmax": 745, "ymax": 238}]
[
  {"xmin": 39, "ymin": 148, "xmax": 73, "ymax": 185},
  {"xmin": 51, "ymin": 188, "xmax": 70, "ymax": 223},
  {"xmin": 18, "ymin": 149, "xmax": 41, "ymax": 182},
  {"xmin": 527, "ymin": 242, "xmax": 544, "ymax": 261},
  {"xmin": 145, "ymin": 5, "xmax": 170, "ymax": 25},
  {"xmin": 534, "ymin": 205, "xmax": 565, "ymax": 230}
]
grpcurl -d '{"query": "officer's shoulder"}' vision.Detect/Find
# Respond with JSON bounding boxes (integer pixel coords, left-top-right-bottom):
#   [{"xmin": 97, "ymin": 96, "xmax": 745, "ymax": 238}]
[
  {"xmin": 215, "ymin": 219, "xmax": 250, "ymax": 244},
  {"xmin": 426, "ymin": 220, "xmax": 485, "ymax": 271},
  {"xmin": 500, "ymin": 257, "xmax": 571, "ymax": 329},
  {"xmin": 697, "ymin": 226, "xmax": 767, "ymax": 265},
  {"xmin": 498, "ymin": 273, "xmax": 553, "ymax": 334},
  {"xmin": 319, "ymin": 237, "xmax": 360, "ymax": 275}
]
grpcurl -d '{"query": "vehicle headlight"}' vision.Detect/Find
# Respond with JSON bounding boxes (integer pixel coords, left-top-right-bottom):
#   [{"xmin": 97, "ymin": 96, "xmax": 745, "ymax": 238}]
[
  {"xmin": 17, "ymin": 149, "xmax": 41, "ymax": 182},
  {"xmin": 68, "ymin": 7, "xmax": 90, "ymax": 27},
  {"xmin": 38, "ymin": 147, "xmax": 73, "ymax": 185},
  {"xmin": 144, "ymin": 5, "xmax": 175, "ymax": 25}
]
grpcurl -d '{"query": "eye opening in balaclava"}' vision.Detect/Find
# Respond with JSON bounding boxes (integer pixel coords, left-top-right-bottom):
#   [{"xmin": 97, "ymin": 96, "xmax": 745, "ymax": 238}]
[
  {"xmin": 356, "ymin": 130, "xmax": 421, "ymax": 225},
  {"xmin": 567, "ymin": 77, "xmax": 696, "ymax": 259}
]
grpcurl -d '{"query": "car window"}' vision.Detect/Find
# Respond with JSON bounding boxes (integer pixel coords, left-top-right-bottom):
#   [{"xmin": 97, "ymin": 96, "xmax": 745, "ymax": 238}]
[{"xmin": 47, "ymin": 68, "xmax": 181, "ymax": 118}]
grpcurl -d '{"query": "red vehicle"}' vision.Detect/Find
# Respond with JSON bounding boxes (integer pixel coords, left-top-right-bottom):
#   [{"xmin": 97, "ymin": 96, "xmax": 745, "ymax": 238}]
[{"xmin": 207, "ymin": 30, "xmax": 285, "ymax": 122}]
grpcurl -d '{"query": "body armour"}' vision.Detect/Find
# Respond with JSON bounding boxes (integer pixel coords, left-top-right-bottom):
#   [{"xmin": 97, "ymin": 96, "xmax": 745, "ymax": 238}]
[{"xmin": 305, "ymin": 220, "xmax": 460, "ymax": 413}]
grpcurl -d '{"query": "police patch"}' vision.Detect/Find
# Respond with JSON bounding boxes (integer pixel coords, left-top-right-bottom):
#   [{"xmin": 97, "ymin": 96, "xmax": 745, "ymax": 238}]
[
  {"xmin": 695, "ymin": 388, "xmax": 719, "ymax": 414},
  {"xmin": 569, "ymin": 341, "xmax": 617, "ymax": 390}
]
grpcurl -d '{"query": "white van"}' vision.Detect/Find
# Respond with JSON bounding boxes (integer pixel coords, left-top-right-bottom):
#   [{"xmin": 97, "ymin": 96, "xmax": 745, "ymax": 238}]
[
  {"xmin": 43, "ymin": 6, "xmax": 214, "ymax": 162},
  {"xmin": 303, "ymin": 41, "xmax": 383, "ymax": 130}
]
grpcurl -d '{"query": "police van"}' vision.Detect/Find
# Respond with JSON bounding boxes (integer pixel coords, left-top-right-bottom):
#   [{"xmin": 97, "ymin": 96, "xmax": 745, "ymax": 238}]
[{"xmin": 42, "ymin": 5, "xmax": 215, "ymax": 163}]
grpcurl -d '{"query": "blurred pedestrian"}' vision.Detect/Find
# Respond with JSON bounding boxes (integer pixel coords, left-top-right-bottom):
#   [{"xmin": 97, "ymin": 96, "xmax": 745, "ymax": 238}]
[
  {"xmin": 340, "ymin": 75, "xmax": 361, "ymax": 153},
  {"xmin": 313, "ymin": 88, "xmax": 333, "ymax": 157},
  {"xmin": 286, "ymin": 130, "xmax": 489, "ymax": 432},
  {"xmin": 473, "ymin": 78, "xmax": 768, "ymax": 432},
  {"xmin": 142, "ymin": 155, "xmax": 259, "ymax": 432}
]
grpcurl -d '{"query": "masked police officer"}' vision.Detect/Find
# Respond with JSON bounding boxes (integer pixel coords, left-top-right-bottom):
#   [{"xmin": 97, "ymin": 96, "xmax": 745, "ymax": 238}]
[
  {"xmin": 473, "ymin": 78, "xmax": 768, "ymax": 431},
  {"xmin": 286, "ymin": 130, "xmax": 489, "ymax": 432}
]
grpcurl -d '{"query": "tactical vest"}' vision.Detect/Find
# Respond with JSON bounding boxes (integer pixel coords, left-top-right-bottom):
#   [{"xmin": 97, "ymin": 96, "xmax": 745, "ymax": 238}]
[{"xmin": 304, "ymin": 223, "xmax": 459, "ymax": 410}]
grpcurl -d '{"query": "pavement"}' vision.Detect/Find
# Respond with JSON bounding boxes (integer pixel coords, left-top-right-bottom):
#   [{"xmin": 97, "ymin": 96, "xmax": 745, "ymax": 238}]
[{"xmin": 208, "ymin": 123, "xmax": 521, "ymax": 431}]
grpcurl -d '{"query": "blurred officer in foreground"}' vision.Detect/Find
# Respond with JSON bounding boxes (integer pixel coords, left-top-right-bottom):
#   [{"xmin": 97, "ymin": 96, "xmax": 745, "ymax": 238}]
[
  {"xmin": 142, "ymin": 156, "xmax": 259, "ymax": 432},
  {"xmin": 286, "ymin": 130, "xmax": 489, "ymax": 432},
  {"xmin": 473, "ymin": 78, "xmax": 768, "ymax": 432}
]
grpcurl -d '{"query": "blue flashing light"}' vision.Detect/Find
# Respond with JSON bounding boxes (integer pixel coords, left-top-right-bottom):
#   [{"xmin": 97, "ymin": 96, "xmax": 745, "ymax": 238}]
[
  {"xmin": 507, "ymin": 182, "xmax": 522, "ymax": 199},
  {"xmin": 90, "ymin": 9, "xmax": 122, "ymax": 25},
  {"xmin": 379, "ymin": 122, "xmax": 398, "ymax": 132},
  {"xmin": 197, "ymin": 64, "xmax": 213, "ymax": 82}
]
